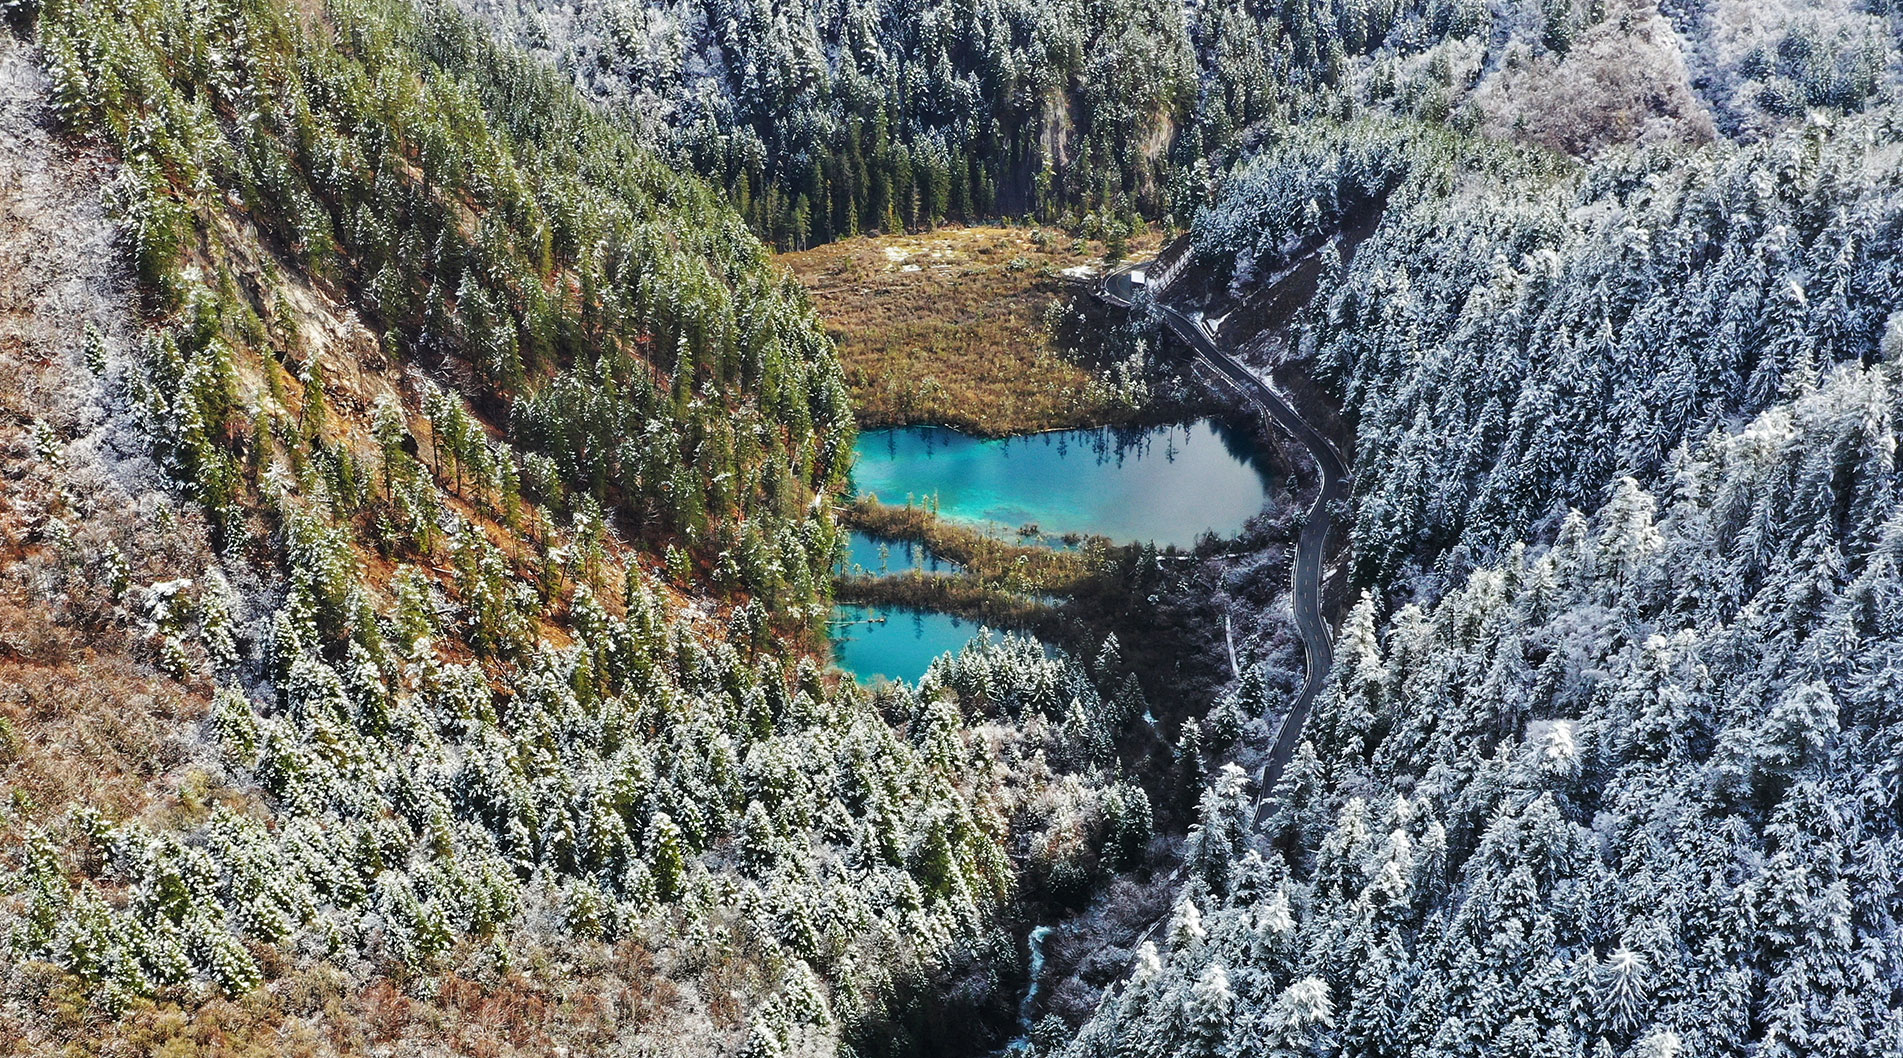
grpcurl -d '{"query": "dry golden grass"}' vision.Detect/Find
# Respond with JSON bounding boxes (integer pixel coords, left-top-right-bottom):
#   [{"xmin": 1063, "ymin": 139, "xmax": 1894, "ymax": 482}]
[
  {"xmin": 843, "ymin": 496, "xmax": 1099, "ymax": 591},
  {"xmin": 779, "ymin": 225, "xmax": 1161, "ymax": 436},
  {"xmin": 0, "ymin": 937, "xmax": 699, "ymax": 1058}
]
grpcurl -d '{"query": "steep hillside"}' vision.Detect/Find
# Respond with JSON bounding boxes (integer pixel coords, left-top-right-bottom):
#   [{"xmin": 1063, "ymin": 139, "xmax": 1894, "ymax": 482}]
[
  {"xmin": 456, "ymin": 0, "xmax": 1901, "ymax": 250},
  {"xmin": 1192, "ymin": 112, "xmax": 1903, "ymax": 590},
  {"xmin": 1068, "ymin": 353, "xmax": 1903, "ymax": 1057},
  {"xmin": 0, "ymin": 22, "xmax": 217, "ymax": 844},
  {"xmin": 8, "ymin": 0, "xmax": 1903, "ymax": 1054},
  {"xmin": 0, "ymin": 1, "xmax": 1147, "ymax": 1053},
  {"xmin": 1055, "ymin": 36, "xmax": 1903, "ymax": 1058}
]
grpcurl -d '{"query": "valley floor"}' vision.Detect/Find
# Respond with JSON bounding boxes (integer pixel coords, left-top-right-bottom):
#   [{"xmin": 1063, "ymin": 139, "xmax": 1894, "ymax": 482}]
[{"xmin": 779, "ymin": 225, "xmax": 1168, "ymax": 436}]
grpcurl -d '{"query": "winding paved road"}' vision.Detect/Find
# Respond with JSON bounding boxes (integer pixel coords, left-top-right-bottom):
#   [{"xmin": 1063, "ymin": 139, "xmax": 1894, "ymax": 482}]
[{"xmin": 1099, "ymin": 254, "xmax": 1349, "ymax": 815}]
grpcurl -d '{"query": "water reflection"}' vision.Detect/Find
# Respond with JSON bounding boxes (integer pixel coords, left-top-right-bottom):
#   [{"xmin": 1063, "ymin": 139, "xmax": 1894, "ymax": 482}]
[
  {"xmin": 829, "ymin": 604, "xmax": 983, "ymax": 685},
  {"xmin": 837, "ymin": 531, "xmax": 963, "ymax": 576},
  {"xmin": 851, "ymin": 418, "xmax": 1273, "ymax": 549}
]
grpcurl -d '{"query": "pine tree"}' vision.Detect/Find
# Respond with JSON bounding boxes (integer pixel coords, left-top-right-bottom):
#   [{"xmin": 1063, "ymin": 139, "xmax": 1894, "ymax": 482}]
[{"xmin": 648, "ymin": 812, "xmax": 688, "ymax": 901}]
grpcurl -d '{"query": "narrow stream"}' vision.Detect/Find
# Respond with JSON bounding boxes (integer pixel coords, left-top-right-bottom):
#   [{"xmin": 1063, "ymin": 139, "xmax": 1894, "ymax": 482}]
[
  {"xmin": 848, "ymin": 229, "xmax": 1357, "ymax": 1057},
  {"xmin": 1001, "ymin": 925, "xmax": 1056, "ymax": 1054}
]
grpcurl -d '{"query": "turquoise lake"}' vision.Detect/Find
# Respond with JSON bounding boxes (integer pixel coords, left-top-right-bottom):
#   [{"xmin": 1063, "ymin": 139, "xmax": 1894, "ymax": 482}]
[
  {"xmin": 849, "ymin": 419, "xmax": 1273, "ymax": 548},
  {"xmin": 830, "ymin": 604, "xmax": 986, "ymax": 685},
  {"xmin": 832, "ymin": 419, "xmax": 1274, "ymax": 683}
]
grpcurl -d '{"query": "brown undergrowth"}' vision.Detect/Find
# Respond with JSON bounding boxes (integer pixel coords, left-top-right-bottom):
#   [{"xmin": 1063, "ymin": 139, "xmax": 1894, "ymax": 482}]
[
  {"xmin": 0, "ymin": 26, "xmax": 773, "ymax": 1056},
  {"xmin": 780, "ymin": 225, "xmax": 1164, "ymax": 436},
  {"xmin": 835, "ymin": 496, "xmax": 1127, "ymax": 630}
]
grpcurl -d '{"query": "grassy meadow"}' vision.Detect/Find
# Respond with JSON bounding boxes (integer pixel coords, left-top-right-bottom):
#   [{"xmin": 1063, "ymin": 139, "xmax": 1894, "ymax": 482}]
[{"xmin": 778, "ymin": 225, "xmax": 1163, "ymax": 436}]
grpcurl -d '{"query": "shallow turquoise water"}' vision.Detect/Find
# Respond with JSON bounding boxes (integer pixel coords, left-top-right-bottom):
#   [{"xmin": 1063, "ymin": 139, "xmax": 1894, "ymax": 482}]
[
  {"xmin": 830, "ymin": 604, "xmax": 985, "ymax": 685},
  {"xmin": 833, "ymin": 419, "xmax": 1275, "ymax": 683},
  {"xmin": 850, "ymin": 419, "xmax": 1273, "ymax": 548},
  {"xmin": 839, "ymin": 531, "xmax": 962, "ymax": 576}
]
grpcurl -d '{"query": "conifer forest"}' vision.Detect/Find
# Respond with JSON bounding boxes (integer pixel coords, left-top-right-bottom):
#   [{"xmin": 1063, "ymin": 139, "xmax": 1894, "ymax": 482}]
[{"xmin": 3, "ymin": 0, "xmax": 1903, "ymax": 1055}]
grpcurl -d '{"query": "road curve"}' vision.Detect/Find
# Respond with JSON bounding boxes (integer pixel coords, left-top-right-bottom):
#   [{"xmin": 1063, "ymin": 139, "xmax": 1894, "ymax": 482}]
[{"xmin": 1099, "ymin": 256, "xmax": 1349, "ymax": 815}]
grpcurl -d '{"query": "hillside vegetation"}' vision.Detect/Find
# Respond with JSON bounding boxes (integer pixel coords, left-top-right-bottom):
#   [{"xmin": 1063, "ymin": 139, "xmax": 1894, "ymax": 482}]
[
  {"xmin": 1070, "ymin": 350, "xmax": 1903, "ymax": 1058},
  {"xmin": 1057, "ymin": 36, "xmax": 1903, "ymax": 1058},
  {"xmin": 10, "ymin": 0, "xmax": 1903, "ymax": 1054},
  {"xmin": 0, "ymin": 1, "xmax": 1154, "ymax": 1053},
  {"xmin": 458, "ymin": 0, "xmax": 1898, "ymax": 250}
]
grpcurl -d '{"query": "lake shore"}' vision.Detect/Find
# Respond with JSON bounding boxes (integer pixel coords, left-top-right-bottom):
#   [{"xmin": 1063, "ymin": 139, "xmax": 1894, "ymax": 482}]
[{"xmin": 828, "ymin": 419, "xmax": 1281, "ymax": 683}]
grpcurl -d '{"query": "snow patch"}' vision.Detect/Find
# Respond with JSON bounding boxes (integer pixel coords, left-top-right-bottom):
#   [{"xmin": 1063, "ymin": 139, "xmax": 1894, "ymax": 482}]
[{"xmin": 0, "ymin": 33, "xmax": 266, "ymax": 691}]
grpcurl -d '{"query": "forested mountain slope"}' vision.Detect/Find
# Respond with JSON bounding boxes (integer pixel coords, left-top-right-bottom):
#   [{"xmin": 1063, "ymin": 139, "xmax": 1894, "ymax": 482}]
[
  {"xmin": 1067, "ymin": 352, "xmax": 1903, "ymax": 1057},
  {"xmin": 0, "ymin": 1, "xmax": 1147, "ymax": 1053},
  {"xmin": 1056, "ymin": 35, "xmax": 1903, "ymax": 1058},
  {"xmin": 1196, "ymin": 112, "xmax": 1903, "ymax": 590},
  {"xmin": 9, "ymin": 0, "xmax": 1903, "ymax": 1052},
  {"xmin": 456, "ymin": 0, "xmax": 1898, "ymax": 247}
]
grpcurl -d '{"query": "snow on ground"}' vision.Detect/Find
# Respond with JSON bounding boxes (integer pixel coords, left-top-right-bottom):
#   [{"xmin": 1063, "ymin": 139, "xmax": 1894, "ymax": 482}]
[
  {"xmin": 0, "ymin": 34, "xmax": 133, "ymax": 440},
  {"xmin": 1712, "ymin": 0, "xmax": 1865, "ymax": 67},
  {"xmin": 1469, "ymin": 0, "xmax": 1715, "ymax": 156},
  {"xmin": 0, "ymin": 33, "xmax": 243, "ymax": 655}
]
